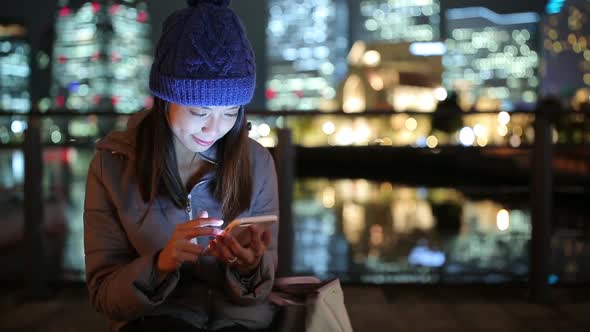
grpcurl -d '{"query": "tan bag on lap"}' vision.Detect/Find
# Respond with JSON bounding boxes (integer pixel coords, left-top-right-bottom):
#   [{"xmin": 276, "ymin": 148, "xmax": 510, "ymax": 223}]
[{"xmin": 270, "ymin": 277, "xmax": 354, "ymax": 332}]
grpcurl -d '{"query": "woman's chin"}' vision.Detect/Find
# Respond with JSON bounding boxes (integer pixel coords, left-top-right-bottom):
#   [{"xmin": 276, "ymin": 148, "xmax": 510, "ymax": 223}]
[{"xmin": 186, "ymin": 142, "xmax": 214, "ymax": 154}]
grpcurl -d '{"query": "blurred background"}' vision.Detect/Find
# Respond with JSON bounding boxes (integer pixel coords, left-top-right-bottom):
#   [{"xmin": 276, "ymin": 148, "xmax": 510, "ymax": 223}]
[{"xmin": 0, "ymin": 0, "xmax": 589, "ymax": 320}]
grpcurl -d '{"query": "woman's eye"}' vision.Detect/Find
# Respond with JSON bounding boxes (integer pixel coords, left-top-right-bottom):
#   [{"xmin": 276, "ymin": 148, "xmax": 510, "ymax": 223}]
[
  {"xmin": 225, "ymin": 108, "xmax": 240, "ymax": 117},
  {"xmin": 190, "ymin": 111, "xmax": 207, "ymax": 117}
]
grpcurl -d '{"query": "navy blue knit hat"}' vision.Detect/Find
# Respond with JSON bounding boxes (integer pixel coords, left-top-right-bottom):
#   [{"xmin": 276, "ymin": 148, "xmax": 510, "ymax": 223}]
[{"xmin": 149, "ymin": 0, "xmax": 256, "ymax": 106}]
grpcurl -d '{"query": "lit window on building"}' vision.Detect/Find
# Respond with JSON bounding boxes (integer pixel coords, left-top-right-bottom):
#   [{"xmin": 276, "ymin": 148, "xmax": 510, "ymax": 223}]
[
  {"xmin": 355, "ymin": 0, "xmax": 441, "ymax": 42},
  {"xmin": 443, "ymin": 7, "xmax": 540, "ymax": 111},
  {"xmin": 541, "ymin": 0, "xmax": 590, "ymax": 104},
  {"xmin": 50, "ymin": 1, "xmax": 152, "ymax": 113},
  {"xmin": 266, "ymin": 0, "xmax": 349, "ymax": 111}
]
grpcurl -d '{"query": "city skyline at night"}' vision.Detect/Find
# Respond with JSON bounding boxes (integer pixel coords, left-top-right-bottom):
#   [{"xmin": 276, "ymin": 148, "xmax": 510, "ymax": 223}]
[{"xmin": 0, "ymin": 0, "xmax": 576, "ymax": 114}]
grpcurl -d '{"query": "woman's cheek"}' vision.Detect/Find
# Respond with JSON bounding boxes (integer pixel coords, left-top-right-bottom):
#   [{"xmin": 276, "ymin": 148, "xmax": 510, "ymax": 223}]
[
  {"xmin": 222, "ymin": 119, "xmax": 238, "ymax": 135},
  {"xmin": 183, "ymin": 119, "xmax": 205, "ymax": 134}
]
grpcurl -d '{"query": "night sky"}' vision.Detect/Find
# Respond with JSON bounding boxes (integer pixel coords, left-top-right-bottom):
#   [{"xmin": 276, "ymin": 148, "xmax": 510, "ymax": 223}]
[{"xmin": 1, "ymin": 0, "xmax": 551, "ymax": 107}]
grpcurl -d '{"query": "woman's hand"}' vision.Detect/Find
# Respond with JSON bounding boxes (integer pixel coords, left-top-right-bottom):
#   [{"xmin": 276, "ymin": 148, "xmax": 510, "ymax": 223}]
[
  {"xmin": 157, "ymin": 211, "xmax": 223, "ymax": 273},
  {"xmin": 208, "ymin": 224, "xmax": 272, "ymax": 276}
]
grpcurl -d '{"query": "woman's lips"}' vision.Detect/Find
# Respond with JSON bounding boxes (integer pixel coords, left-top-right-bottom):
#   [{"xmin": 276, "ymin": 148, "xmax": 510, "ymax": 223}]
[{"xmin": 192, "ymin": 135, "xmax": 214, "ymax": 147}]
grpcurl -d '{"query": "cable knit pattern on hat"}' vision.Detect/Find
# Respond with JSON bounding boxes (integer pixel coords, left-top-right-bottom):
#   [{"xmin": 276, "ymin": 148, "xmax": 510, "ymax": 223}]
[{"xmin": 149, "ymin": 0, "xmax": 255, "ymax": 106}]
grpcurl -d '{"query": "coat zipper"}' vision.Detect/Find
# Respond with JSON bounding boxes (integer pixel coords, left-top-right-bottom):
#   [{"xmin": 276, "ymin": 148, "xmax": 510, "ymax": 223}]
[
  {"xmin": 186, "ymin": 182, "xmax": 213, "ymax": 327},
  {"xmin": 186, "ymin": 193, "xmax": 193, "ymax": 219},
  {"xmin": 187, "ymin": 193, "xmax": 197, "ymax": 245}
]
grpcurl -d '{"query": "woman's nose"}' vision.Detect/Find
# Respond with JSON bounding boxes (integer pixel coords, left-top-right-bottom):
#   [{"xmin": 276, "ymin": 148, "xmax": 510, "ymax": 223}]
[{"xmin": 201, "ymin": 116, "xmax": 218, "ymax": 134}]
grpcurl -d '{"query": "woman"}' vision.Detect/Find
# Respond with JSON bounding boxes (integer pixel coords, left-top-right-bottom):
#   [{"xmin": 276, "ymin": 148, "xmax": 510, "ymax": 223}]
[{"xmin": 83, "ymin": 1, "xmax": 278, "ymax": 331}]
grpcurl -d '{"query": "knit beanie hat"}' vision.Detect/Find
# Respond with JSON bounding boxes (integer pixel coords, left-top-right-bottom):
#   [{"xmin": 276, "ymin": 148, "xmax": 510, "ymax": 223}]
[{"xmin": 149, "ymin": 0, "xmax": 256, "ymax": 106}]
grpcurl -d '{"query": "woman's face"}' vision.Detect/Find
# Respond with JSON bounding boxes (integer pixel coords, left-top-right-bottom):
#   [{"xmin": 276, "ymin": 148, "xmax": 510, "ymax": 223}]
[{"xmin": 167, "ymin": 103, "xmax": 240, "ymax": 153}]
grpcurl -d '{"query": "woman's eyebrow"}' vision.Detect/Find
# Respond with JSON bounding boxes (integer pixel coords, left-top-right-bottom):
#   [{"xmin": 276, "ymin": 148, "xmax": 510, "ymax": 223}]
[{"xmin": 198, "ymin": 106, "xmax": 238, "ymax": 110}]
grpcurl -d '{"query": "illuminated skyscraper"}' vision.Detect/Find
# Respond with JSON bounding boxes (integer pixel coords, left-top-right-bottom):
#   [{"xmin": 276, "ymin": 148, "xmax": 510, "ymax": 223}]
[
  {"xmin": 0, "ymin": 20, "xmax": 30, "ymax": 114},
  {"xmin": 50, "ymin": 0, "xmax": 152, "ymax": 113},
  {"xmin": 443, "ymin": 7, "xmax": 540, "ymax": 111},
  {"xmin": 355, "ymin": 0, "xmax": 441, "ymax": 42},
  {"xmin": 266, "ymin": 0, "xmax": 348, "ymax": 111},
  {"xmin": 0, "ymin": 20, "xmax": 29, "ymax": 188},
  {"xmin": 542, "ymin": 0, "xmax": 590, "ymax": 100}
]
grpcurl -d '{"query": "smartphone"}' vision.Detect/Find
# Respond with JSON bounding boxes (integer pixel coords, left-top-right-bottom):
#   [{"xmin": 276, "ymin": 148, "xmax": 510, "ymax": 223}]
[{"xmin": 222, "ymin": 214, "xmax": 278, "ymax": 247}]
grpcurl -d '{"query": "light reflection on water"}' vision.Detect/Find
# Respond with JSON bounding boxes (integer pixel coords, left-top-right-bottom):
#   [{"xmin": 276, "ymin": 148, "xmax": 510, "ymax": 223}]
[
  {"xmin": 292, "ymin": 178, "xmax": 533, "ymax": 283},
  {"xmin": 1, "ymin": 149, "xmax": 588, "ymax": 284}
]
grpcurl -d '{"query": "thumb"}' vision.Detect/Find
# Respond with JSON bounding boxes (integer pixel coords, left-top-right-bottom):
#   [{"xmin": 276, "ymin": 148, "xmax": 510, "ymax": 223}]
[{"xmin": 198, "ymin": 210, "xmax": 209, "ymax": 218}]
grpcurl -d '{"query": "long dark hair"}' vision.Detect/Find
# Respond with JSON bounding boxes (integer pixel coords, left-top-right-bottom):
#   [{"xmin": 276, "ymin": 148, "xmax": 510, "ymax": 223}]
[{"xmin": 135, "ymin": 97, "xmax": 252, "ymax": 222}]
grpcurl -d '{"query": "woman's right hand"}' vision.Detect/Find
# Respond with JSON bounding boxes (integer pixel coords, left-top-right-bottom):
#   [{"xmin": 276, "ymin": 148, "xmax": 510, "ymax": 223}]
[{"xmin": 156, "ymin": 211, "xmax": 223, "ymax": 273}]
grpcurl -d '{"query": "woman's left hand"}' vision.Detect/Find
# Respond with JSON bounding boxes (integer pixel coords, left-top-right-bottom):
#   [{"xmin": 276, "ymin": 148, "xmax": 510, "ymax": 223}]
[{"xmin": 208, "ymin": 224, "xmax": 272, "ymax": 276}]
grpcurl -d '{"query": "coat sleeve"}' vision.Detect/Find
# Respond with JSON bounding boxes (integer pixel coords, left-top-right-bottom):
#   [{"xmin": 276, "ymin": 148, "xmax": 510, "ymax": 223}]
[
  {"xmin": 83, "ymin": 151, "xmax": 179, "ymax": 321},
  {"xmin": 223, "ymin": 148, "xmax": 279, "ymax": 306}
]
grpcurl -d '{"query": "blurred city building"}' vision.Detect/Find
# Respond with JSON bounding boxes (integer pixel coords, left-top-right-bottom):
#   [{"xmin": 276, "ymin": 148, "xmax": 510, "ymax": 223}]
[
  {"xmin": 0, "ymin": 20, "xmax": 30, "ymax": 114},
  {"xmin": 443, "ymin": 7, "xmax": 541, "ymax": 111},
  {"xmin": 0, "ymin": 19, "xmax": 28, "ymax": 191},
  {"xmin": 338, "ymin": 41, "xmax": 445, "ymax": 114},
  {"xmin": 47, "ymin": 0, "xmax": 152, "ymax": 114},
  {"xmin": 265, "ymin": 0, "xmax": 349, "ymax": 111},
  {"xmin": 542, "ymin": 0, "xmax": 590, "ymax": 110}
]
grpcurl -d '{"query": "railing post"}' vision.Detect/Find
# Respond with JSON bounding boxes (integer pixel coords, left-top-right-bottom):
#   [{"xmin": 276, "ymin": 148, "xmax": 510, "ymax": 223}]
[
  {"xmin": 23, "ymin": 114, "xmax": 49, "ymax": 298},
  {"xmin": 274, "ymin": 128, "xmax": 295, "ymax": 277},
  {"xmin": 529, "ymin": 99, "xmax": 555, "ymax": 302}
]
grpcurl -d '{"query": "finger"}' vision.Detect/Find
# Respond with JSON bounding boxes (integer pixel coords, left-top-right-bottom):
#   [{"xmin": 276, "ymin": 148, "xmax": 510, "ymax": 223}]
[
  {"xmin": 214, "ymin": 237, "xmax": 238, "ymax": 262},
  {"xmin": 176, "ymin": 240, "xmax": 204, "ymax": 256},
  {"xmin": 261, "ymin": 229, "xmax": 272, "ymax": 247},
  {"xmin": 173, "ymin": 251, "xmax": 200, "ymax": 264},
  {"xmin": 199, "ymin": 211, "xmax": 208, "ymax": 218},
  {"xmin": 180, "ymin": 218, "xmax": 223, "ymax": 229},
  {"xmin": 208, "ymin": 240, "xmax": 223, "ymax": 260},
  {"xmin": 223, "ymin": 233, "xmax": 254, "ymax": 264},
  {"xmin": 248, "ymin": 224, "xmax": 262, "ymax": 236},
  {"xmin": 250, "ymin": 226, "xmax": 263, "ymax": 256},
  {"xmin": 181, "ymin": 227, "xmax": 223, "ymax": 240}
]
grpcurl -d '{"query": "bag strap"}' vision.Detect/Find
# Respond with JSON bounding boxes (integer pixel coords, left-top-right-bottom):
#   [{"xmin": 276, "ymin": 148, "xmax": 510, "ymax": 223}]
[
  {"xmin": 270, "ymin": 276, "xmax": 322, "ymax": 306},
  {"xmin": 273, "ymin": 276, "xmax": 321, "ymax": 288},
  {"xmin": 268, "ymin": 291, "xmax": 306, "ymax": 306}
]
